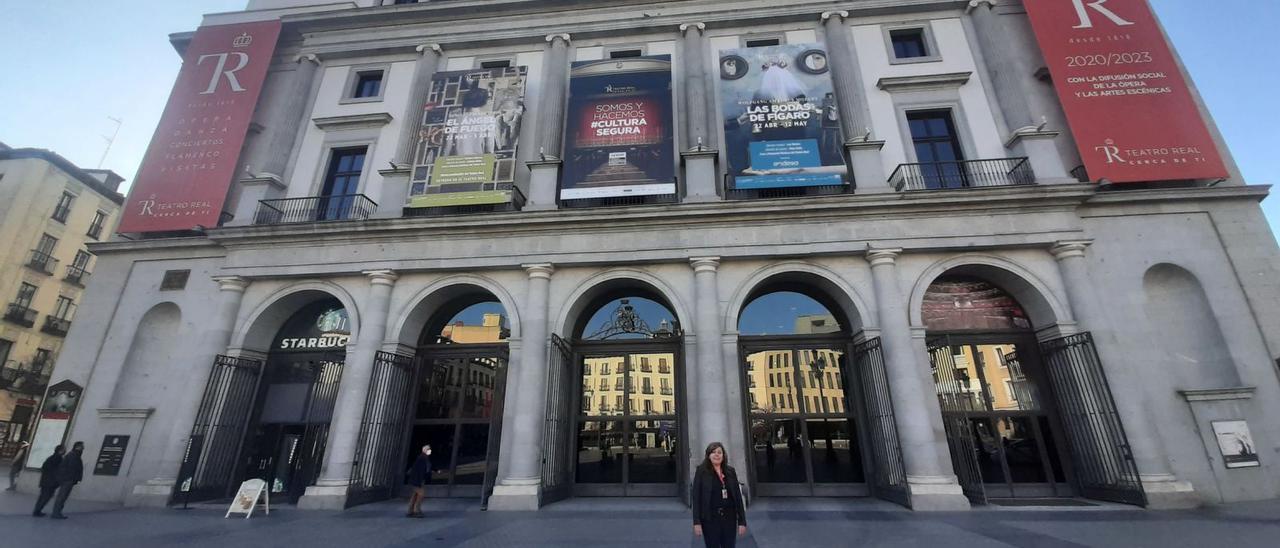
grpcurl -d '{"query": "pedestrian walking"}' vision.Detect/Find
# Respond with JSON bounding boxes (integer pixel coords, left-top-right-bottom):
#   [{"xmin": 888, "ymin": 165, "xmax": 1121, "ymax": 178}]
[
  {"xmin": 32, "ymin": 444, "xmax": 65, "ymax": 517},
  {"xmin": 50, "ymin": 441, "xmax": 84, "ymax": 519},
  {"xmin": 405, "ymin": 444, "xmax": 433, "ymax": 518},
  {"xmin": 691, "ymin": 441, "xmax": 747, "ymax": 548},
  {"xmin": 7, "ymin": 441, "xmax": 30, "ymax": 490}
]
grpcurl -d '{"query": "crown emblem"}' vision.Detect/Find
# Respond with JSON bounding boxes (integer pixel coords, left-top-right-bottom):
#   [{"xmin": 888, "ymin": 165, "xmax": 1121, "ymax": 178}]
[{"xmin": 232, "ymin": 32, "xmax": 253, "ymax": 48}]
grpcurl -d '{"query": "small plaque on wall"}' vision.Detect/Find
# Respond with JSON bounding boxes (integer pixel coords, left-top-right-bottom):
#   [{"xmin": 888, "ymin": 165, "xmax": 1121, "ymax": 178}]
[
  {"xmin": 1212, "ymin": 420, "xmax": 1260, "ymax": 469},
  {"xmin": 93, "ymin": 435, "xmax": 130, "ymax": 476}
]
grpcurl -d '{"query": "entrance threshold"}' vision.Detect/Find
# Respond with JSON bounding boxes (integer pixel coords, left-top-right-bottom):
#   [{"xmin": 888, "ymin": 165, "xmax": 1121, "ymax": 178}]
[
  {"xmin": 540, "ymin": 497, "xmax": 688, "ymax": 513},
  {"xmin": 981, "ymin": 498, "xmax": 1139, "ymax": 511}
]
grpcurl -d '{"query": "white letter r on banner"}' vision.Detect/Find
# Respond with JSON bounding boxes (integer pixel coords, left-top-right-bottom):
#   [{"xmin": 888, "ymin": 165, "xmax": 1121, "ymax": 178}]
[
  {"xmin": 197, "ymin": 52, "xmax": 250, "ymax": 94},
  {"xmin": 1071, "ymin": 0, "xmax": 1136, "ymax": 29}
]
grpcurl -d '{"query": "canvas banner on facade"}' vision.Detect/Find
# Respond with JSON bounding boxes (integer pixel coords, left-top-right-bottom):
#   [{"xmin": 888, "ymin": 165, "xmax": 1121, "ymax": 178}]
[
  {"xmin": 407, "ymin": 66, "xmax": 527, "ymax": 208},
  {"xmin": 718, "ymin": 43, "xmax": 846, "ymax": 190},
  {"xmin": 561, "ymin": 55, "xmax": 676, "ymax": 200}
]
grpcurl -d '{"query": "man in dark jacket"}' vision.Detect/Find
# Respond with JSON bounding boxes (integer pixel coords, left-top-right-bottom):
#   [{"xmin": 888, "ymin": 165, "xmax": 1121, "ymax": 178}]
[
  {"xmin": 50, "ymin": 441, "xmax": 83, "ymax": 519},
  {"xmin": 32, "ymin": 444, "xmax": 65, "ymax": 517}
]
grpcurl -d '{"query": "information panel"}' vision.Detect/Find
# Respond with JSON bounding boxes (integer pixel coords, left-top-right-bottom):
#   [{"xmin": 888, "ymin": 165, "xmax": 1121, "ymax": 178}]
[
  {"xmin": 561, "ymin": 56, "xmax": 676, "ymax": 200},
  {"xmin": 93, "ymin": 435, "xmax": 130, "ymax": 476},
  {"xmin": 718, "ymin": 43, "xmax": 846, "ymax": 190},
  {"xmin": 117, "ymin": 21, "xmax": 282, "ymax": 232},
  {"xmin": 1024, "ymin": 0, "xmax": 1226, "ymax": 183}
]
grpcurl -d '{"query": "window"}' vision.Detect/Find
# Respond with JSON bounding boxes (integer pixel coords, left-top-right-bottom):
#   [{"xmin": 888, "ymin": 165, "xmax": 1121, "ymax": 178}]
[
  {"xmin": 160, "ymin": 269, "xmax": 190, "ymax": 290},
  {"xmin": 36, "ymin": 233, "xmax": 58, "ymax": 255},
  {"xmin": 609, "ymin": 49, "xmax": 643, "ymax": 59},
  {"xmin": 51, "ymin": 192, "xmax": 75, "ymax": 223},
  {"xmin": 907, "ymin": 110, "xmax": 967, "ymax": 189},
  {"xmin": 319, "ymin": 147, "xmax": 367, "ymax": 220},
  {"xmin": 479, "ymin": 59, "xmax": 511, "ymax": 69},
  {"xmin": 601, "ymin": 363, "xmax": 610, "ymax": 375},
  {"xmin": 745, "ymin": 37, "xmax": 781, "ymax": 48},
  {"xmin": 890, "ymin": 28, "xmax": 928, "ymax": 59},
  {"xmin": 663, "ymin": 401, "xmax": 672, "ymax": 414},
  {"xmin": 0, "ymin": 339, "xmax": 11, "ymax": 366},
  {"xmin": 15, "ymin": 283, "xmax": 37, "ymax": 308},
  {"xmin": 32, "ymin": 349, "xmax": 52, "ymax": 373},
  {"xmin": 86, "ymin": 210, "xmax": 107, "ymax": 239},
  {"xmin": 53, "ymin": 296, "xmax": 74, "ymax": 320},
  {"xmin": 584, "ymin": 363, "xmax": 592, "ymax": 375},
  {"xmin": 351, "ymin": 70, "xmax": 383, "ymax": 99}
]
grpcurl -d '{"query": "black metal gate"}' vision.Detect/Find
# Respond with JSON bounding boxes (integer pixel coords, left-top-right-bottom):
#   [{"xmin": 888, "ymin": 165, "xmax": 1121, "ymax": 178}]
[
  {"xmin": 173, "ymin": 354, "xmax": 263, "ymax": 504},
  {"xmin": 927, "ymin": 337, "xmax": 987, "ymax": 504},
  {"xmin": 1039, "ymin": 332, "xmax": 1146, "ymax": 506},
  {"xmin": 852, "ymin": 338, "xmax": 909, "ymax": 506},
  {"xmin": 347, "ymin": 351, "xmax": 416, "ymax": 508},
  {"xmin": 540, "ymin": 334, "xmax": 575, "ymax": 503}
]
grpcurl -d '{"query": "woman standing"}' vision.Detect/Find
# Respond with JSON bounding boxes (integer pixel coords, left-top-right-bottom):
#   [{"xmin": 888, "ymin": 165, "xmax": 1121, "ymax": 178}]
[
  {"xmin": 406, "ymin": 444, "xmax": 433, "ymax": 518},
  {"xmin": 691, "ymin": 442, "xmax": 747, "ymax": 548}
]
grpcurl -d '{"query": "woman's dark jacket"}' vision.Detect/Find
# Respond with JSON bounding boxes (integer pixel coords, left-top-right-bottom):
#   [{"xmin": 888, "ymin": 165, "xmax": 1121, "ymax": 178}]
[
  {"xmin": 690, "ymin": 464, "xmax": 747, "ymax": 526},
  {"xmin": 407, "ymin": 453, "xmax": 432, "ymax": 487},
  {"xmin": 38, "ymin": 453, "xmax": 63, "ymax": 488}
]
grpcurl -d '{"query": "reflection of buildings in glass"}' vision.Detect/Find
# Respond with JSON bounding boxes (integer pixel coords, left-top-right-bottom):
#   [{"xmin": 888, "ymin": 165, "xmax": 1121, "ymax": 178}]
[
  {"xmin": 579, "ymin": 353, "xmax": 677, "ymax": 453},
  {"xmin": 441, "ymin": 312, "xmax": 508, "ymax": 344},
  {"xmin": 933, "ymin": 344, "xmax": 1042, "ymax": 457},
  {"xmin": 438, "ymin": 313, "xmax": 507, "ymax": 416}
]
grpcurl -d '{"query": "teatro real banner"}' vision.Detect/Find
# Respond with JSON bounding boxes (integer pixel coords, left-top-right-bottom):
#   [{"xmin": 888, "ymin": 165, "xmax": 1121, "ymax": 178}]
[
  {"xmin": 718, "ymin": 43, "xmax": 846, "ymax": 190},
  {"xmin": 561, "ymin": 55, "xmax": 676, "ymax": 200},
  {"xmin": 116, "ymin": 21, "xmax": 281, "ymax": 233},
  {"xmin": 407, "ymin": 66, "xmax": 528, "ymax": 208},
  {"xmin": 1024, "ymin": 0, "xmax": 1226, "ymax": 183}
]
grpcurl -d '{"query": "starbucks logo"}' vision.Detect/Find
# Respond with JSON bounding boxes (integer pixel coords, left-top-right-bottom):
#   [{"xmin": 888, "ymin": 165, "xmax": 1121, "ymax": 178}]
[{"xmin": 316, "ymin": 308, "xmax": 349, "ymax": 335}]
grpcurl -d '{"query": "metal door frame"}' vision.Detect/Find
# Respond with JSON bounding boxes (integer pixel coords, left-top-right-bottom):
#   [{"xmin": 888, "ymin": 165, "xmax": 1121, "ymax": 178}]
[
  {"xmin": 851, "ymin": 337, "xmax": 910, "ymax": 506},
  {"xmin": 347, "ymin": 350, "xmax": 417, "ymax": 508},
  {"xmin": 171, "ymin": 354, "xmax": 264, "ymax": 505},
  {"xmin": 541, "ymin": 334, "xmax": 575, "ymax": 504}
]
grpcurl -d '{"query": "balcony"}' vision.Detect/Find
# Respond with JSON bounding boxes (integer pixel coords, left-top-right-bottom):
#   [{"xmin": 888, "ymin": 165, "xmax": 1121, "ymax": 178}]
[
  {"xmin": 3, "ymin": 304, "xmax": 37, "ymax": 328},
  {"xmin": 658, "ymin": 365, "xmax": 671, "ymax": 374},
  {"xmin": 64, "ymin": 264, "xmax": 90, "ymax": 287},
  {"xmin": 642, "ymin": 386, "xmax": 654, "ymax": 395},
  {"xmin": 661, "ymin": 387, "xmax": 673, "ymax": 396},
  {"xmin": 889, "ymin": 157, "xmax": 1034, "ymax": 192},
  {"xmin": 254, "ymin": 194, "xmax": 377, "ymax": 225},
  {"xmin": 25, "ymin": 250, "xmax": 58, "ymax": 275},
  {"xmin": 41, "ymin": 315, "xmax": 71, "ymax": 337},
  {"xmin": 0, "ymin": 362, "xmax": 51, "ymax": 396}
]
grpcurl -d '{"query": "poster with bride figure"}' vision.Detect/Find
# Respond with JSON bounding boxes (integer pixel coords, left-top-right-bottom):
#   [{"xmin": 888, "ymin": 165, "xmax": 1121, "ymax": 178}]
[{"xmin": 718, "ymin": 43, "xmax": 846, "ymax": 190}]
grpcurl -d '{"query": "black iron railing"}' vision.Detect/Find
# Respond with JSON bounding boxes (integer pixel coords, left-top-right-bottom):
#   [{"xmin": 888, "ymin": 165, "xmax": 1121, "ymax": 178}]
[
  {"xmin": 26, "ymin": 250, "xmax": 58, "ymax": 275},
  {"xmin": 254, "ymin": 194, "xmax": 377, "ymax": 225},
  {"xmin": 0, "ymin": 363, "xmax": 51, "ymax": 396},
  {"xmin": 41, "ymin": 315, "xmax": 71, "ymax": 337},
  {"xmin": 889, "ymin": 157, "xmax": 1035, "ymax": 192},
  {"xmin": 3, "ymin": 304, "xmax": 37, "ymax": 328},
  {"xmin": 64, "ymin": 264, "xmax": 90, "ymax": 287}
]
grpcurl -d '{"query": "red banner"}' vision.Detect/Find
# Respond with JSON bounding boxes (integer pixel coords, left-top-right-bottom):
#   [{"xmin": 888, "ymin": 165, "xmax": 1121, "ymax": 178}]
[
  {"xmin": 117, "ymin": 21, "xmax": 281, "ymax": 233},
  {"xmin": 1024, "ymin": 0, "xmax": 1226, "ymax": 183},
  {"xmin": 572, "ymin": 97, "xmax": 668, "ymax": 148}
]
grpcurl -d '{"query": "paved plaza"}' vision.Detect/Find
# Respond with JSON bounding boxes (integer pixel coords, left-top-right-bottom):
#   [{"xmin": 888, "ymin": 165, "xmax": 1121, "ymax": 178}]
[{"xmin": 3, "ymin": 493, "xmax": 1279, "ymax": 547}]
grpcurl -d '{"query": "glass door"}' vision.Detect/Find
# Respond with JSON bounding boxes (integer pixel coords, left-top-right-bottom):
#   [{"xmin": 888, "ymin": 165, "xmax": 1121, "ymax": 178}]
[{"xmin": 408, "ymin": 348, "xmax": 508, "ymax": 498}]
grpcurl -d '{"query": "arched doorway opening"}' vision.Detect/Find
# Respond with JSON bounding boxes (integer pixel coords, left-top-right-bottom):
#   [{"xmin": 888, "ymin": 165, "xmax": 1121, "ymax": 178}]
[
  {"xmin": 924, "ymin": 275, "xmax": 1071, "ymax": 501},
  {"xmin": 737, "ymin": 281, "xmax": 872, "ymax": 497},
  {"xmin": 406, "ymin": 294, "xmax": 511, "ymax": 501},
  {"xmin": 238, "ymin": 298, "xmax": 349, "ymax": 503},
  {"xmin": 556, "ymin": 284, "xmax": 686, "ymax": 499}
]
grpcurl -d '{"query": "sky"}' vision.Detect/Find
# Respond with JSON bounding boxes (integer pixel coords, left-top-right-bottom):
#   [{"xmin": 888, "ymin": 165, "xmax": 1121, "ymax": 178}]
[{"xmin": 0, "ymin": 1, "xmax": 1277, "ymax": 237}]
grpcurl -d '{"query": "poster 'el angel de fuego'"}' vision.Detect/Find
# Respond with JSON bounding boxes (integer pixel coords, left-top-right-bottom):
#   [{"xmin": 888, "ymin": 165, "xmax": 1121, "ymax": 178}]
[{"xmin": 407, "ymin": 66, "xmax": 527, "ymax": 209}]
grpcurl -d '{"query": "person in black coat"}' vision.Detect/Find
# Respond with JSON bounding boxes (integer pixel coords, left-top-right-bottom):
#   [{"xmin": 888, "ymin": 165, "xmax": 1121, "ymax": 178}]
[
  {"xmin": 405, "ymin": 444, "xmax": 433, "ymax": 518},
  {"xmin": 50, "ymin": 441, "xmax": 83, "ymax": 519},
  {"xmin": 691, "ymin": 442, "xmax": 747, "ymax": 548},
  {"xmin": 32, "ymin": 444, "xmax": 65, "ymax": 517}
]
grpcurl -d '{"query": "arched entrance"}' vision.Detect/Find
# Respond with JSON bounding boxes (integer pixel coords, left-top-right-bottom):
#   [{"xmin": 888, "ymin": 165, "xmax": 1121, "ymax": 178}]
[
  {"xmin": 238, "ymin": 298, "xmax": 349, "ymax": 503},
  {"xmin": 924, "ymin": 275, "xmax": 1071, "ymax": 501},
  {"xmin": 737, "ymin": 281, "xmax": 873, "ymax": 497}
]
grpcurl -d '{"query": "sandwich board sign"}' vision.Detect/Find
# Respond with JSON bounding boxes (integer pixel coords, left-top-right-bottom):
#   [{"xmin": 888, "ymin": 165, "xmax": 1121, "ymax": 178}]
[{"xmin": 225, "ymin": 478, "xmax": 269, "ymax": 519}]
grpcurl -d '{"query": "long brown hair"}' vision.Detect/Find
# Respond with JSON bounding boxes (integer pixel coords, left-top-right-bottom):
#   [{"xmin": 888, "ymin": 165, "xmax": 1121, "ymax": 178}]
[{"xmin": 700, "ymin": 441, "xmax": 730, "ymax": 473}]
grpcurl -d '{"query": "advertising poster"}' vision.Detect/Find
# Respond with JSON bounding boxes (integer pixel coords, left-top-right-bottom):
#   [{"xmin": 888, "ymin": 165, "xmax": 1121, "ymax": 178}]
[
  {"xmin": 117, "ymin": 21, "xmax": 282, "ymax": 232},
  {"xmin": 1212, "ymin": 420, "xmax": 1260, "ymax": 469},
  {"xmin": 26, "ymin": 380, "xmax": 83, "ymax": 469},
  {"xmin": 407, "ymin": 66, "xmax": 527, "ymax": 208},
  {"xmin": 1024, "ymin": 0, "xmax": 1226, "ymax": 183},
  {"xmin": 718, "ymin": 43, "xmax": 846, "ymax": 190},
  {"xmin": 561, "ymin": 55, "xmax": 676, "ymax": 200}
]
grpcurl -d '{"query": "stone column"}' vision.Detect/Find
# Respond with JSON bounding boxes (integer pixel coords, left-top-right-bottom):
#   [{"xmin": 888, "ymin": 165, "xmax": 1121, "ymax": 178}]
[
  {"xmin": 821, "ymin": 11, "xmax": 889, "ymax": 192},
  {"xmin": 691, "ymin": 257, "xmax": 729, "ymax": 451},
  {"xmin": 866, "ymin": 248, "xmax": 969, "ymax": 510},
  {"xmin": 680, "ymin": 22, "xmax": 720, "ymax": 202},
  {"xmin": 966, "ymin": 2, "xmax": 1073, "ymax": 181},
  {"xmin": 394, "ymin": 44, "xmax": 444, "ymax": 167},
  {"xmin": 489, "ymin": 263, "xmax": 554, "ymax": 510},
  {"xmin": 299, "ymin": 269, "xmax": 398, "ymax": 510},
  {"xmin": 525, "ymin": 34, "xmax": 571, "ymax": 210},
  {"xmin": 1051, "ymin": 241, "xmax": 1198, "ymax": 508},
  {"xmin": 131, "ymin": 276, "xmax": 249, "ymax": 506}
]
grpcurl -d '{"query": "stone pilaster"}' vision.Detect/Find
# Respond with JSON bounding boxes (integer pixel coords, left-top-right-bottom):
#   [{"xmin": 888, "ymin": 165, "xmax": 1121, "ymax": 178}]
[
  {"xmin": 525, "ymin": 34, "xmax": 571, "ymax": 210},
  {"xmin": 691, "ymin": 257, "xmax": 728, "ymax": 452},
  {"xmin": 259, "ymin": 54, "xmax": 321, "ymax": 181},
  {"xmin": 822, "ymin": 11, "xmax": 888, "ymax": 192},
  {"xmin": 394, "ymin": 44, "xmax": 443, "ymax": 167},
  {"xmin": 680, "ymin": 22, "xmax": 720, "ymax": 202}
]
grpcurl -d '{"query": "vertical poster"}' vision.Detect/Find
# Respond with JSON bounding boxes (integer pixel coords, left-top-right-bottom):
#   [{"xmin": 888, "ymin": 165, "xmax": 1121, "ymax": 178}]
[
  {"xmin": 116, "ymin": 21, "xmax": 282, "ymax": 232},
  {"xmin": 1212, "ymin": 420, "xmax": 1260, "ymax": 469},
  {"xmin": 718, "ymin": 43, "xmax": 846, "ymax": 190},
  {"xmin": 561, "ymin": 56, "xmax": 676, "ymax": 200},
  {"xmin": 1023, "ymin": 0, "xmax": 1227, "ymax": 183},
  {"xmin": 26, "ymin": 380, "xmax": 82, "ymax": 468},
  {"xmin": 407, "ymin": 66, "xmax": 528, "ymax": 208}
]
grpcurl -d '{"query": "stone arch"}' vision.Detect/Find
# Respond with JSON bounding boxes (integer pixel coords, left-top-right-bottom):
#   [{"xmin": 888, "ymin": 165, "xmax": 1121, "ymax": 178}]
[
  {"xmin": 110, "ymin": 302, "xmax": 184, "ymax": 408},
  {"xmin": 230, "ymin": 280, "xmax": 361, "ymax": 355},
  {"xmin": 388, "ymin": 274, "xmax": 522, "ymax": 348},
  {"xmin": 553, "ymin": 268, "xmax": 693, "ymax": 339},
  {"xmin": 724, "ymin": 261, "xmax": 873, "ymax": 334},
  {"xmin": 1142, "ymin": 263, "xmax": 1241, "ymax": 388},
  {"xmin": 908, "ymin": 254, "xmax": 1071, "ymax": 330}
]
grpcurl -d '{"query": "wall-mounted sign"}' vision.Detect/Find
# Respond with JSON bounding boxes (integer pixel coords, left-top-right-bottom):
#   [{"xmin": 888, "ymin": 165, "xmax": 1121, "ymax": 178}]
[
  {"xmin": 561, "ymin": 56, "xmax": 676, "ymax": 200},
  {"xmin": 93, "ymin": 435, "xmax": 131, "ymax": 476},
  {"xmin": 27, "ymin": 380, "xmax": 83, "ymax": 468},
  {"xmin": 117, "ymin": 21, "xmax": 282, "ymax": 232},
  {"xmin": 407, "ymin": 66, "xmax": 528, "ymax": 208},
  {"xmin": 1212, "ymin": 420, "xmax": 1260, "ymax": 469},
  {"xmin": 1023, "ymin": 0, "xmax": 1227, "ymax": 183},
  {"xmin": 273, "ymin": 301, "xmax": 351, "ymax": 352},
  {"xmin": 718, "ymin": 43, "xmax": 846, "ymax": 190}
]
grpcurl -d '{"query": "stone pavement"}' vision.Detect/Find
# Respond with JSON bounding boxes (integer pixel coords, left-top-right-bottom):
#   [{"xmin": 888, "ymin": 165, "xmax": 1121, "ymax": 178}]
[{"xmin": 2, "ymin": 491, "xmax": 1279, "ymax": 547}]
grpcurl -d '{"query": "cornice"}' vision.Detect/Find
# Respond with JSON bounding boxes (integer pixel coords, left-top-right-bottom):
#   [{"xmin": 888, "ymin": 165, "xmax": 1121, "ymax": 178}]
[{"xmin": 312, "ymin": 112, "xmax": 393, "ymax": 131}]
